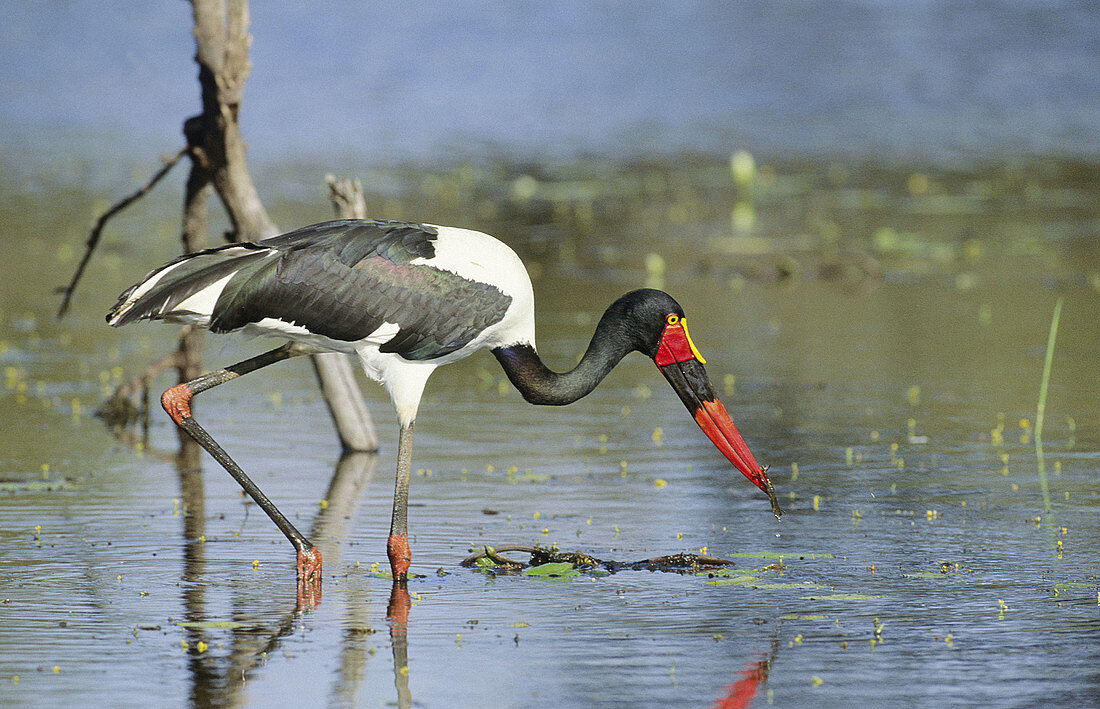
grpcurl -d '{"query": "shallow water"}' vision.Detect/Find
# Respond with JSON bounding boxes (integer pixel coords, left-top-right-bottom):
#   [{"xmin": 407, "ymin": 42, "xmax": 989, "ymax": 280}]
[{"xmin": 1, "ymin": 153, "xmax": 1098, "ymax": 708}]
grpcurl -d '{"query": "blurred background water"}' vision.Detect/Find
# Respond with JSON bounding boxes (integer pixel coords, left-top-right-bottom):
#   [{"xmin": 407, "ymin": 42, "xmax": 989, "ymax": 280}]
[{"xmin": 3, "ymin": 1, "xmax": 1099, "ymax": 169}]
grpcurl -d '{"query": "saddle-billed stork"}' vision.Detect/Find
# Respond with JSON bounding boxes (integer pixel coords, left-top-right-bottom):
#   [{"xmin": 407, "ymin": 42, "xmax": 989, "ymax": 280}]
[{"xmin": 108, "ymin": 219, "xmax": 779, "ymax": 589}]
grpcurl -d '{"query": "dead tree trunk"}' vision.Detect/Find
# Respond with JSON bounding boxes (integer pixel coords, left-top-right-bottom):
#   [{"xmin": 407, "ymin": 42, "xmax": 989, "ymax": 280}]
[{"xmin": 182, "ymin": 0, "xmax": 376, "ymax": 452}]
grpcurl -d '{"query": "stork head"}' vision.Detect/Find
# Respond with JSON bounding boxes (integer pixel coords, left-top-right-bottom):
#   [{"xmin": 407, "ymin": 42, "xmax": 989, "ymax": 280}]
[{"xmin": 610, "ymin": 289, "xmax": 781, "ymax": 518}]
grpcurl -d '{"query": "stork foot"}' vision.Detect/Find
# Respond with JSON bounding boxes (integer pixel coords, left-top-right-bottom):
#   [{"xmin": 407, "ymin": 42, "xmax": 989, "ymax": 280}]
[
  {"xmin": 296, "ymin": 546, "xmax": 323, "ymax": 609},
  {"xmin": 387, "ymin": 534, "xmax": 411, "ymax": 581}
]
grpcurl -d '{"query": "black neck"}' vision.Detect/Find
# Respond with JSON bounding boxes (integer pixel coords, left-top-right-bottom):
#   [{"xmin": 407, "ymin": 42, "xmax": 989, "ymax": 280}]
[{"xmin": 492, "ymin": 317, "xmax": 635, "ymax": 406}]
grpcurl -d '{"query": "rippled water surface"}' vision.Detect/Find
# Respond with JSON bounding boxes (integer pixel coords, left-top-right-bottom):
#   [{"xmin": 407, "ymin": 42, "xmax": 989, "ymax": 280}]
[{"xmin": 1, "ymin": 148, "xmax": 1098, "ymax": 708}]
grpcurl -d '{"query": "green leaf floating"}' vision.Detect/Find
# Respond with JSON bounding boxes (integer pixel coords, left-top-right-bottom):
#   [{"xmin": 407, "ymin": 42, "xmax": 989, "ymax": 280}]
[{"xmin": 522, "ymin": 562, "xmax": 578, "ymax": 578}]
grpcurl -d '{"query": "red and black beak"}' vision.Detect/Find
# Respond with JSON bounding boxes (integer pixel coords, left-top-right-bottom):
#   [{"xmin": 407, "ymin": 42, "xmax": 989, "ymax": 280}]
[{"xmin": 654, "ymin": 316, "xmax": 781, "ymax": 518}]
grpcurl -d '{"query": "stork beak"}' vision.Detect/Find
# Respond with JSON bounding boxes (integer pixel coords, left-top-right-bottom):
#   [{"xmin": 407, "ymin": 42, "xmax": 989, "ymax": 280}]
[{"xmin": 654, "ymin": 318, "xmax": 781, "ymax": 518}]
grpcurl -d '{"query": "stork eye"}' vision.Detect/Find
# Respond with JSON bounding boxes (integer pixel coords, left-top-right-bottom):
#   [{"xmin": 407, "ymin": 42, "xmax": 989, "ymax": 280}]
[{"xmin": 666, "ymin": 314, "xmax": 680, "ymax": 325}]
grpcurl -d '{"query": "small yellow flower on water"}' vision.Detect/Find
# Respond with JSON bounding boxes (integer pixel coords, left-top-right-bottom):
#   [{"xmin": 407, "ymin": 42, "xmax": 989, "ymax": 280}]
[
  {"xmin": 813, "ymin": 495, "xmax": 820, "ymax": 511},
  {"xmin": 811, "ymin": 675, "xmax": 824, "ymax": 687},
  {"xmin": 196, "ymin": 641, "xmax": 208, "ymax": 653},
  {"xmin": 541, "ymin": 528, "xmax": 549, "ymax": 535},
  {"xmin": 399, "ymin": 666, "xmax": 409, "ymax": 677},
  {"xmin": 252, "ymin": 560, "xmax": 260, "ymax": 570},
  {"xmin": 52, "ymin": 666, "xmax": 60, "ymax": 674},
  {"xmin": 676, "ymin": 532, "xmax": 683, "ymax": 540},
  {"xmin": 652, "ymin": 427, "xmax": 663, "ymax": 445},
  {"xmin": 699, "ymin": 546, "xmax": 707, "ymax": 555},
  {"xmin": 654, "ymin": 478, "xmax": 667, "ymax": 489},
  {"xmin": 319, "ymin": 499, "xmax": 328, "ymax": 509},
  {"xmin": 794, "ymin": 634, "xmax": 802, "ymax": 644}
]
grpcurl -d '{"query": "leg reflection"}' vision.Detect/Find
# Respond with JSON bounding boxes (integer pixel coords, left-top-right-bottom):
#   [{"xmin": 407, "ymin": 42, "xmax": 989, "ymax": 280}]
[{"xmin": 387, "ymin": 582, "xmax": 412, "ymax": 709}]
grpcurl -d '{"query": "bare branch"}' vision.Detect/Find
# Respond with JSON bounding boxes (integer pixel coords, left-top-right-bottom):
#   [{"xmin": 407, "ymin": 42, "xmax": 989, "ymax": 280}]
[
  {"xmin": 326, "ymin": 174, "xmax": 368, "ymax": 219},
  {"xmin": 56, "ymin": 147, "xmax": 188, "ymax": 319}
]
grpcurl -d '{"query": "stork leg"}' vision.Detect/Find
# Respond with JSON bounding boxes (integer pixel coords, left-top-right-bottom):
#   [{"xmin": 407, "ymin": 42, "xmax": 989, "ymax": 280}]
[
  {"xmin": 387, "ymin": 422, "xmax": 415, "ymax": 581},
  {"xmin": 160, "ymin": 343, "xmax": 323, "ymax": 601}
]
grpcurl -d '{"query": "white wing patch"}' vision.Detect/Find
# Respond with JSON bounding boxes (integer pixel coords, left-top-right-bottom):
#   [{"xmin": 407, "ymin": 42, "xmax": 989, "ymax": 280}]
[
  {"xmin": 169, "ymin": 271, "xmax": 236, "ymax": 319},
  {"xmin": 418, "ymin": 225, "xmax": 536, "ymax": 349}
]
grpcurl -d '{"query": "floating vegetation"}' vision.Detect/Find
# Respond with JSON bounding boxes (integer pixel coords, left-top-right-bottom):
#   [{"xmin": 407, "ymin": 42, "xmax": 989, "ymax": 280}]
[
  {"xmin": 462, "ymin": 545, "xmax": 734, "ymax": 575},
  {"xmin": 522, "ymin": 563, "xmax": 579, "ymax": 579},
  {"xmin": 0, "ymin": 478, "xmax": 73, "ymax": 493},
  {"xmin": 750, "ymin": 581, "xmax": 825, "ymax": 591}
]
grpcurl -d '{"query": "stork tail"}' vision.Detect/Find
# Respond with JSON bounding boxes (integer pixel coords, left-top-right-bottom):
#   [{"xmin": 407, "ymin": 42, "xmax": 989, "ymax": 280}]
[{"xmin": 107, "ymin": 243, "xmax": 273, "ymax": 328}]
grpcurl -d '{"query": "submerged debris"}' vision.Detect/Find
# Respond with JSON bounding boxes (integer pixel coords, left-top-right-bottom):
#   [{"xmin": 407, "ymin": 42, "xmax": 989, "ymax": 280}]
[{"xmin": 460, "ymin": 544, "xmax": 735, "ymax": 574}]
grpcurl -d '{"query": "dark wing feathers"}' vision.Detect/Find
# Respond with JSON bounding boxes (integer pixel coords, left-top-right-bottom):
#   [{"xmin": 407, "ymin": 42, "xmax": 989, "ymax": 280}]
[
  {"xmin": 259, "ymin": 219, "xmax": 437, "ymax": 266},
  {"xmin": 110, "ymin": 219, "xmax": 512, "ymax": 361}
]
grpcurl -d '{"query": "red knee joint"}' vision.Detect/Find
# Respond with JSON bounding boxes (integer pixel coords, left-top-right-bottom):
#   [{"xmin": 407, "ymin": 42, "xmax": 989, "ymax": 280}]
[
  {"xmin": 387, "ymin": 534, "xmax": 411, "ymax": 579},
  {"xmin": 161, "ymin": 383, "xmax": 194, "ymax": 425}
]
